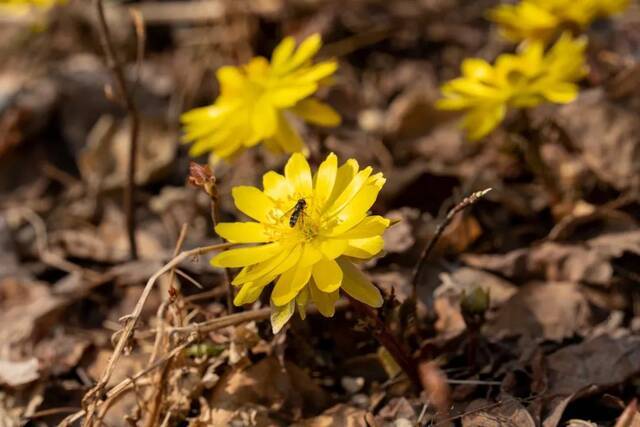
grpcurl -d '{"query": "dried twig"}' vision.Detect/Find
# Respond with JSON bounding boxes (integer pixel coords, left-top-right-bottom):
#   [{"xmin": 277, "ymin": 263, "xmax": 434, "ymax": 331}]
[
  {"xmin": 94, "ymin": 0, "xmax": 141, "ymax": 260},
  {"xmin": 61, "ymin": 334, "xmax": 197, "ymax": 427},
  {"xmin": 410, "ymin": 188, "xmax": 492, "ymax": 303},
  {"xmin": 80, "ymin": 242, "xmax": 235, "ymax": 426},
  {"xmin": 188, "ymin": 162, "xmax": 234, "ymax": 311},
  {"xmin": 167, "ymin": 307, "xmax": 271, "ymax": 334}
]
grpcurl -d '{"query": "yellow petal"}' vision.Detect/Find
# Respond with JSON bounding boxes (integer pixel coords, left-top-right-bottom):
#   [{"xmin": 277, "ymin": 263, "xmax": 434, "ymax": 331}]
[
  {"xmin": 271, "ymin": 112, "xmax": 305, "ymax": 154},
  {"xmin": 288, "ymin": 33, "xmax": 322, "ymax": 70},
  {"xmin": 263, "ymin": 171, "xmax": 294, "ymax": 201},
  {"xmin": 312, "ymin": 258, "xmax": 343, "ymax": 293},
  {"xmin": 296, "ymin": 286, "xmax": 309, "ymax": 320},
  {"xmin": 319, "ymin": 238, "xmax": 349, "ymax": 260},
  {"xmin": 293, "ymin": 61, "xmax": 338, "ymax": 83},
  {"xmin": 461, "ymin": 58, "xmax": 494, "ymax": 80},
  {"xmin": 232, "ymin": 244, "xmax": 301, "ymax": 285},
  {"xmin": 324, "ymin": 159, "xmax": 358, "ymax": 210},
  {"xmin": 324, "ymin": 167, "xmax": 373, "ymax": 218},
  {"xmin": 271, "ymin": 36, "xmax": 296, "ymax": 68},
  {"xmin": 234, "ymin": 274, "xmax": 273, "ymax": 305},
  {"xmin": 290, "ymin": 98, "xmax": 341, "ymax": 127},
  {"xmin": 271, "ymin": 262, "xmax": 312, "ymax": 306},
  {"xmin": 337, "ymin": 258, "xmax": 383, "ymax": 307},
  {"xmin": 216, "ymin": 66, "xmax": 247, "ymax": 96},
  {"xmin": 299, "ymin": 243, "xmax": 323, "ymax": 267},
  {"xmin": 328, "ymin": 183, "xmax": 384, "ymax": 236},
  {"xmin": 338, "ymin": 216, "xmax": 390, "ymax": 239},
  {"xmin": 309, "ymin": 281, "xmax": 339, "ymax": 317},
  {"xmin": 249, "ymin": 97, "xmax": 278, "ymax": 143},
  {"xmin": 270, "ymin": 300, "xmax": 295, "ymax": 334},
  {"xmin": 210, "ymin": 242, "xmax": 282, "ymax": 268},
  {"xmin": 313, "ymin": 152, "xmax": 338, "ymax": 210},
  {"xmin": 231, "ymin": 186, "xmax": 277, "ymax": 223},
  {"xmin": 463, "ymin": 104, "xmax": 507, "ymax": 141},
  {"xmin": 269, "ymin": 83, "xmax": 318, "ymax": 108},
  {"xmin": 215, "ymin": 222, "xmax": 272, "ymax": 243},
  {"xmin": 344, "ymin": 236, "xmax": 385, "ymax": 259},
  {"xmin": 284, "ymin": 152, "xmax": 313, "ymax": 196},
  {"xmin": 541, "ymin": 82, "xmax": 579, "ymax": 103}
]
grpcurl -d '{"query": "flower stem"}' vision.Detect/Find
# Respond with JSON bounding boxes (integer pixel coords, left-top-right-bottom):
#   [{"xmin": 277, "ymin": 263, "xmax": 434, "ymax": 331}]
[{"xmin": 347, "ymin": 295, "xmax": 421, "ymax": 390}]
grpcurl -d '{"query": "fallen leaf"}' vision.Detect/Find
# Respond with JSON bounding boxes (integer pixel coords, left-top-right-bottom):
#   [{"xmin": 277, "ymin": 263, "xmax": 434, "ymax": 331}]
[
  {"xmin": 462, "ymin": 396, "xmax": 536, "ymax": 427},
  {"xmin": 614, "ymin": 399, "xmax": 640, "ymax": 427},
  {"xmin": 0, "ymin": 358, "xmax": 39, "ymax": 387},
  {"xmin": 555, "ymin": 89, "xmax": 640, "ymax": 191},
  {"xmin": 294, "ymin": 404, "xmax": 369, "ymax": 427},
  {"xmin": 546, "ymin": 333, "xmax": 640, "ymax": 397},
  {"xmin": 486, "ymin": 282, "xmax": 591, "ymax": 342},
  {"xmin": 208, "ymin": 356, "xmax": 330, "ymax": 422}
]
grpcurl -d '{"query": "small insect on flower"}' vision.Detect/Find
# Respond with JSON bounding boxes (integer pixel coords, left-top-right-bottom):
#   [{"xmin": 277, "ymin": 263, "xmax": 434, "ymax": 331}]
[
  {"xmin": 181, "ymin": 33, "xmax": 341, "ymax": 162},
  {"xmin": 488, "ymin": 0, "xmax": 630, "ymax": 43},
  {"xmin": 210, "ymin": 152, "xmax": 390, "ymax": 334},
  {"xmin": 436, "ymin": 32, "xmax": 588, "ymax": 141},
  {"xmin": 288, "ymin": 198, "xmax": 307, "ymax": 228}
]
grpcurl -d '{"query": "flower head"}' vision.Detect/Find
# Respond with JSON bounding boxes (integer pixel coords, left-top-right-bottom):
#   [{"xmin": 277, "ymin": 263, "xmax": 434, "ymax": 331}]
[
  {"xmin": 488, "ymin": 0, "xmax": 630, "ymax": 42},
  {"xmin": 211, "ymin": 152, "xmax": 389, "ymax": 333},
  {"xmin": 436, "ymin": 32, "xmax": 588, "ymax": 140},
  {"xmin": 181, "ymin": 34, "xmax": 341, "ymax": 162},
  {"xmin": 0, "ymin": 0, "xmax": 65, "ymax": 16}
]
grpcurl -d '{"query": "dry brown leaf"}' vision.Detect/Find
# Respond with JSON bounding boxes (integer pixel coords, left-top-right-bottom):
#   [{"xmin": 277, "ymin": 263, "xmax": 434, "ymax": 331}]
[
  {"xmin": 546, "ymin": 333, "xmax": 640, "ymax": 397},
  {"xmin": 462, "ymin": 396, "xmax": 536, "ymax": 427},
  {"xmin": 293, "ymin": 404, "xmax": 369, "ymax": 427},
  {"xmin": 0, "ymin": 358, "xmax": 39, "ymax": 387},
  {"xmin": 614, "ymin": 400, "xmax": 640, "ymax": 427},
  {"xmin": 486, "ymin": 282, "xmax": 591, "ymax": 342},
  {"xmin": 555, "ymin": 89, "xmax": 640, "ymax": 191},
  {"xmin": 208, "ymin": 356, "xmax": 330, "ymax": 423},
  {"xmin": 79, "ymin": 115, "xmax": 175, "ymax": 190},
  {"xmin": 463, "ymin": 228, "xmax": 640, "ymax": 287}
]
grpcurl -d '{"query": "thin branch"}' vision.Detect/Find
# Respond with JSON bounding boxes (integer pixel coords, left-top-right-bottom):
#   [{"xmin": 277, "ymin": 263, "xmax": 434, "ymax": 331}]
[
  {"xmin": 94, "ymin": 0, "xmax": 141, "ymax": 260},
  {"xmin": 168, "ymin": 307, "xmax": 271, "ymax": 334},
  {"xmin": 61, "ymin": 334, "xmax": 197, "ymax": 427},
  {"xmin": 80, "ymin": 242, "xmax": 235, "ymax": 426},
  {"xmin": 410, "ymin": 188, "xmax": 492, "ymax": 303}
]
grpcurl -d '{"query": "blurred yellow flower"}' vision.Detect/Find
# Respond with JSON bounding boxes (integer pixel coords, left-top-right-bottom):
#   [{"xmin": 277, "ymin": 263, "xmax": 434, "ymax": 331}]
[
  {"xmin": 488, "ymin": 0, "xmax": 630, "ymax": 42},
  {"xmin": 436, "ymin": 32, "xmax": 588, "ymax": 141},
  {"xmin": 211, "ymin": 152, "xmax": 389, "ymax": 333},
  {"xmin": 0, "ymin": 0, "xmax": 64, "ymax": 16},
  {"xmin": 181, "ymin": 34, "xmax": 341, "ymax": 162}
]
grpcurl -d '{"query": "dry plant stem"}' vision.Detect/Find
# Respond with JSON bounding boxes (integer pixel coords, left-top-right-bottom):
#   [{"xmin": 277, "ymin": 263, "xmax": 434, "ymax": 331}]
[
  {"xmin": 94, "ymin": 0, "xmax": 140, "ymax": 260},
  {"xmin": 80, "ymin": 242, "xmax": 234, "ymax": 427},
  {"xmin": 168, "ymin": 306, "xmax": 271, "ymax": 334},
  {"xmin": 347, "ymin": 295, "xmax": 421, "ymax": 390},
  {"xmin": 210, "ymin": 199, "xmax": 234, "ymax": 312},
  {"xmin": 410, "ymin": 188, "xmax": 492, "ymax": 304},
  {"xmin": 516, "ymin": 110, "xmax": 561, "ymax": 204},
  {"xmin": 62, "ymin": 335, "xmax": 196, "ymax": 427}
]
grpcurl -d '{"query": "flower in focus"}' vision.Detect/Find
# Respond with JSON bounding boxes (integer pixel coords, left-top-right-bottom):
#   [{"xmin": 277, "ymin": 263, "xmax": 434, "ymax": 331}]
[
  {"xmin": 488, "ymin": 0, "xmax": 630, "ymax": 42},
  {"xmin": 181, "ymin": 34, "xmax": 341, "ymax": 162},
  {"xmin": 436, "ymin": 32, "xmax": 588, "ymax": 141},
  {"xmin": 211, "ymin": 152, "xmax": 389, "ymax": 333}
]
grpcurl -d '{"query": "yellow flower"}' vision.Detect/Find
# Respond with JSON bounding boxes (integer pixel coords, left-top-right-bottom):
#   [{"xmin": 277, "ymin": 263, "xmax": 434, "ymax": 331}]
[
  {"xmin": 0, "ymin": 0, "xmax": 64, "ymax": 16},
  {"xmin": 488, "ymin": 0, "xmax": 630, "ymax": 42},
  {"xmin": 436, "ymin": 32, "xmax": 588, "ymax": 141},
  {"xmin": 211, "ymin": 152, "xmax": 389, "ymax": 333},
  {"xmin": 181, "ymin": 34, "xmax": 341, "ymax": 162}
]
